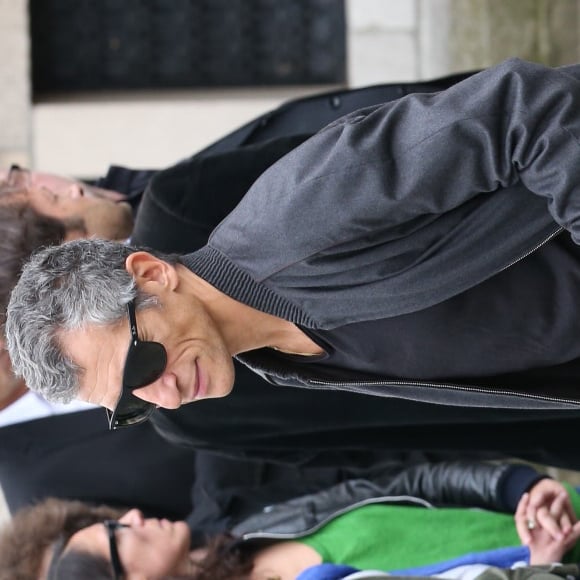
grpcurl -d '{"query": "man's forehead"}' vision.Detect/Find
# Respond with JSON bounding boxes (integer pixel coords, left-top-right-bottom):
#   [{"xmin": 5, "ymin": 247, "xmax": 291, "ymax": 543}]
[
  {"xmin": 58, "ymin": 322, "xmax": 125, "ymax": 408},
  {"xmin": 55, "ymin": 326, "xmax": 90, "ymax": 376}
]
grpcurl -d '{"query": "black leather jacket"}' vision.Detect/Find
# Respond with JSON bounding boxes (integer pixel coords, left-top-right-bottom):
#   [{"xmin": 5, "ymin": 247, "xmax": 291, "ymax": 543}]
[{"xmin": 231, "ymin": 461, "xmax": 543, "ymax": 540}]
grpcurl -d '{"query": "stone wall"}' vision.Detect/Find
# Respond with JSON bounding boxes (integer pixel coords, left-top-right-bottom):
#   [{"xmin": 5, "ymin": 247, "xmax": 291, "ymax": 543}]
[
  {"xmin": 0, "ymin": 0, "xmax": 31, "ymax": 167},
  {"xmin": 448, "ymin": 0, "xmax": 580, "ymax": 72},
  {"xmin": 348, "ymin": 0, "xmax": 580, "ymax": 83},
  {"xmin": 3, "ymin": 0, "xmax": 580, "ymax": 173}
]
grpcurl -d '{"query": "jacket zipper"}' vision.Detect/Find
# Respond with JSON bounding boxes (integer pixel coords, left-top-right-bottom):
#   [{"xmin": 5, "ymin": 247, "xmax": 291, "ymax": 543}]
[
  {"xmin": 241, "ymin": 494, "xmax": 434, "ymax": 541},
  {"xmin": 304, "ymin": 225, "xmax": 575, "ymax": 407},
  {"xmin": 305, "ymin": 378, "xmax": 580, "ymax": 407},
  {"xmin": 496, "ymin": 225, "xmax": 563, "ymax": 274}
]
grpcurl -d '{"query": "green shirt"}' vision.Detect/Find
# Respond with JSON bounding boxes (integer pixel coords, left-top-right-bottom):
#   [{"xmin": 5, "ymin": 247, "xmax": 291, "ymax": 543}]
[{"xmin": 300, "ymin": 485, "xmax": 580, "ymax": 571}]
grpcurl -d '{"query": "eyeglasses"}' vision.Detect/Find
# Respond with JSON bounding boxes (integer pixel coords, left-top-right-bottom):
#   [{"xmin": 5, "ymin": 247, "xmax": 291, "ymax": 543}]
[
  {"xmin": 1, "ymin": 164, "xmax": 30, "ymax": 194},
  {"xmin": 104, "ymin": 520, "xmax": 129, "ymax": 580},
  {"xmin": 106, "ymin": 298, "xmax": 167, "ymax": 430},
  {"xmin": 46, "ymin": 520, "xmax": 129, "ymax": 580}
]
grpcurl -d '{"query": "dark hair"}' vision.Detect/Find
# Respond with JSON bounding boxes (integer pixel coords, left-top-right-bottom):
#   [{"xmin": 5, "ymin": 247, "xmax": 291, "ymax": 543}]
[
  {"xmin": 0, "ymin": 194, "xmax": 67, "ymax": 329},
  {"xmin": 188, "ymin": 534, "xmax": 256, "ymax": 580},
  {"xmin": 53, "ymin": 534, "xmax": 257, "ymax": 580},
  {"xmin": 0, "ymin": 498, "xmax": 124, "ymax": 580},
  {"xmin": 51, "ymin": 550, "xmax": 113, "ymax": 580}
]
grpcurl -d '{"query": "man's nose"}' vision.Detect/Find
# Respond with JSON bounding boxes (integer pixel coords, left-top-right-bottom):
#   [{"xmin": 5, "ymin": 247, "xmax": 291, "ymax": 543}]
[
  {"xmin": 132, "ymin": 373, "xmax": 182, "ymax": 409},
  {"xmin": 66, "ymin": 183, "xmax": 85, "ymax": 199}
]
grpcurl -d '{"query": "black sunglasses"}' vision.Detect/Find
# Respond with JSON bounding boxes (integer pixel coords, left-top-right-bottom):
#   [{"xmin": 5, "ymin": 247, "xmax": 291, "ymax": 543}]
[
  {"xmin": 104, "ymin": 520, "xmax": 129, "ymax": 580},
  {"xmin": 106, "ymin": 299, "xmax": 167, "ymax": 430}
]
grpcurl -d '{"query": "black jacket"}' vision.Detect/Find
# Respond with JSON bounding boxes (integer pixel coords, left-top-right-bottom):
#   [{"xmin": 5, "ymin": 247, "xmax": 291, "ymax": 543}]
[
  {"xmin": 126, "ymin": 68, "xmax": 580, "ymax": 471},
  {"xmin": 230, "ymin": 461, "xmax": 542, "ymax": 540},
  {"xmin": 0, "ymin": 408, "xmax": 196, "ymax": 518},
  {"xmin": 11, "ymin": 76, "xmax": 455, "ymax": 517},
  {"xmin": 183, "ymin": 58, "xmax": 580, "ymax": 411}
]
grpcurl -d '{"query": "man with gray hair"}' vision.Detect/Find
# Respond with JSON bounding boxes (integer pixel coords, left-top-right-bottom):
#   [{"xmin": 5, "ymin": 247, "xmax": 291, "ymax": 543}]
[
  {"xmin": 8, "ymin": 72, "xmax": 515, "ymax": 486},
  {"xmin": 0, "ymin": 165, "xmax": 202, "ymax": 520},
  {"xmin": 8, "ymin": 58, "xmax": 580, "ymax": 469}
]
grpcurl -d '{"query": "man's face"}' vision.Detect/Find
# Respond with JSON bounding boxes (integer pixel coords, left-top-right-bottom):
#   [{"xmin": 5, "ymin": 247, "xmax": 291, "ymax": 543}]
[
  {"xmin": 0, "ymin": 168, "xmax": 134, "ymax": 240},
  {"xmin": 57, "ymin": 276, "xmax": 236, "ymax": 414}
]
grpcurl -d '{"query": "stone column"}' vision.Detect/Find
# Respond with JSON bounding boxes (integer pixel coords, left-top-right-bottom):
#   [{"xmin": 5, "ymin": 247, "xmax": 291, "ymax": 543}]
[
  {"xmin": 346, "ymin": 0, "xmax": 421, "ymax": 85},
  {"xmin": 0, "ymin": 0, "xmax": 31, "ymax": 168}
]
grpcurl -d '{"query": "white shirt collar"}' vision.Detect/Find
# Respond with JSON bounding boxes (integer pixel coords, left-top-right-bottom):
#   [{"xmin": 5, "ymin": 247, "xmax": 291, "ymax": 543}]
[{"xmin": 0, "ymin": 391, "xmax": 95, "ymax": 428}]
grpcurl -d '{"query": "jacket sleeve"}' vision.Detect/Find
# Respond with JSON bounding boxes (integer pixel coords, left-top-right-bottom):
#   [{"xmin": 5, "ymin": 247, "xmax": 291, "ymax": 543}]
[
  {"xmin": 131, "ymin": 134, "xmax": 311, "ymax": 254},
  {"xmin": 315, "ymin": 57, "xmax": 580, "ymax": 244},
  {"xmin": 231, "ymin": 462, "xmax": 546, "ymax": 538},
  {"xmin": 374, "ymin": 461, "xmax": 544, "ymax": 512},
  {"xmin": 212, "ymin": 57, "xmax": 580, "ymax": 278}
]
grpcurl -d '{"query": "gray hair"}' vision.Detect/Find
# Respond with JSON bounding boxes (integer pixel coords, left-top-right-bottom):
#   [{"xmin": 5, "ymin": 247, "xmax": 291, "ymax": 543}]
[{"xmin": 5, "ymin": 238, "xmax": 176, "ymax": 403}]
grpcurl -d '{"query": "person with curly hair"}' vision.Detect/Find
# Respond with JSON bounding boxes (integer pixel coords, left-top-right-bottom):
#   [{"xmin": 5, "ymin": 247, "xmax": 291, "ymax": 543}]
[
  {"xmin": 6, "ymin": 461, "xmax": 580, "ymax": 580},
  {"xmin": 0, "ymin": 497, "xmax": 124, "ymax": 580}
]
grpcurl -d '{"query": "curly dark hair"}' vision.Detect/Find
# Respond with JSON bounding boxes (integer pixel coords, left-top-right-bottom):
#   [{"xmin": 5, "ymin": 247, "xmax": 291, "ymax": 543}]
[
  {"xmin": 0, "ymin": 498, "xmax": 124, "ymax": 580},
  {"xmin": 187, "ymin": 534, "xmax": 256, "ymax": 580}
]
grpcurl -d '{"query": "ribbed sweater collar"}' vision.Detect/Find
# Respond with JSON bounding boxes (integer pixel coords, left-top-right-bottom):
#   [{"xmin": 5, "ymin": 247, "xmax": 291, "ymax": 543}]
[{"xmin": 180, "ymin": 246, "xmax": 317, "ymax": 328}]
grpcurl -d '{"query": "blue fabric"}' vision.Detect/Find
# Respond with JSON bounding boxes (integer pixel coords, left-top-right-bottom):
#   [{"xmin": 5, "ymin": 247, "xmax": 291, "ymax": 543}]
[
  {"xmin": 297, "ymin": 563, "xmax": 359, "ymax": 580},
  {"xmin": 390, "ymin": 545, "xmax": 529, "ymax": 576},
  {"xmin": 296, "ymin": 545, "xmax": 530, "ymax": 580}
]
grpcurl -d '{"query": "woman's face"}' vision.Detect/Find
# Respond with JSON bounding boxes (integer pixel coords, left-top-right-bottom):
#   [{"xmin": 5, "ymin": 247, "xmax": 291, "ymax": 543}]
[{"xmin": 65, "ymin": 509, "xmax": 191, "ymax": 578}]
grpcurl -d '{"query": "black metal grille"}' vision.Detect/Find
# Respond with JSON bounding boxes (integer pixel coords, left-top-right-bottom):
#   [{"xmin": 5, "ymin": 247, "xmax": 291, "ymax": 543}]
[{"xmin": 30, "ymin": 0, "xmax": 346, "ymax": 94}]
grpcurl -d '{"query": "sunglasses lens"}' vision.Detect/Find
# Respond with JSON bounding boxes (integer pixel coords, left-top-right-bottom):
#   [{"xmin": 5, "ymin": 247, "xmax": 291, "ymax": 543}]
[
  {"xmin": 123, "ymin": 342, "xmax": 167, "ymax": 388},
  {"xmin": 108, "ymin": 341, "xmax": 167, "ymax": 430}
]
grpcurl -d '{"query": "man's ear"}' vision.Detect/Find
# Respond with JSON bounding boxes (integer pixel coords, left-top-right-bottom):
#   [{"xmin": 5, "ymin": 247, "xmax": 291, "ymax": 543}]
[{"xmin": 125, "ymin": 252, "xmax": 179, "ymax": 292}]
